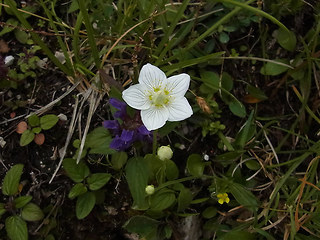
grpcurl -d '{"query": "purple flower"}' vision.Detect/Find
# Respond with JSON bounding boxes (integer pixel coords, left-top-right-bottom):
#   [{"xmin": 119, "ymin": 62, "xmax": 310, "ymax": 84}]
[
  {"xmin": 103, "ymin": 98, "xmax": 152, "ymax": 151},
  {"xmin": 109, "ymin": 98, "xmax": 127, "ymax": 119}
]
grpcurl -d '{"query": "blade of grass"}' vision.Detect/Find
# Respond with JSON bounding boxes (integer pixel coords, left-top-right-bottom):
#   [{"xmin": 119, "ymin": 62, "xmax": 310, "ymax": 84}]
[
  {"xmin": 5, "ymin": 0, "xmax": 73, "ymax": 76},
  {"xmin": 77, "ymin": 0, "xmax": 100, "ymax": 68},
  {"xmin": 218, "ymin": 0, "xmax": 289, "ymax": 32},
  {"xmin": 39, "ymin": 0, "xmax": 74, "ymax": 74},
  {"xmin": 266, "ymin": 140, "xmax": 320, "ymax": 222},
  {"xmin": 154, "ymin": 0, "xmax": 190, "ymax": 56},
  {"xmin": 162, "ymin": 51, "xmax": 225, "ymax": 75},
  {"xmin": 159, "ymin": 0, "xmax": 256, "ymax": 65},
  {"xmin": 292, "ymin": 85, "xmax": 320, "ymax": 125}
]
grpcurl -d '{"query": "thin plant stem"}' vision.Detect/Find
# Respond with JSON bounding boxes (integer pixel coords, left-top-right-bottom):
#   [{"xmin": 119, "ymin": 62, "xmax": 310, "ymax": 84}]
[{"xmin": 153, "ymin": 130, "xmax": 158, "ymax": 156}]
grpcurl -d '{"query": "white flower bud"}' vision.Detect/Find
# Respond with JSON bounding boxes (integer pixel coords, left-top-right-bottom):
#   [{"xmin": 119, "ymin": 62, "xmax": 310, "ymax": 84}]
[
  {"xmin": 157, "ymin": 145, "xmax": 173, "ymax": 161},
  {"xmin": 145, "ymin": 185, "xmax": 155, "ymax": 195}
]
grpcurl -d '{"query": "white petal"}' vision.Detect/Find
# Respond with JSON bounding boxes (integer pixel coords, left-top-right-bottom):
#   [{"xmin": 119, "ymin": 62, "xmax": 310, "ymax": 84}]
[
  {"xmin": 167, "ymin": 97, "xmax": 193, "ymax": 121},
  {"xmin": 138, "ymin": 63, "xmax": 167, "ymax": 89},
  {"xmin": 122, "ymin": 84, "xmax": 151, "ymax": 110},
  {"xmin": 141, "ymin": 107, "xmax": 169, "ymax": 131},
  {"xmin": 166, "ymin": 73, "xmax": 190, "ymax": 98}
]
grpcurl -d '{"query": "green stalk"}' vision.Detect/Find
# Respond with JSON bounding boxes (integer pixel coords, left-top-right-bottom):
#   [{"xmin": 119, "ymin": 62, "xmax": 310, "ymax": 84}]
[
  {"xmin": 160, "ymin": 0, "xmax": 256, "ymax": 65},
  {"xmin": 39, "ymin": 0, "xmax": 74, "ymax": 75},
  {"xmin": 6, "ymin": 0, "xmax": 73, "ymax": 76},
  {"xmin": 218, "ymin": 0, "xmax": 289, "ymax": 32},
  {"xmin": 153, "ymin": 130, "xmax": 158, "ymax": 156},
  {"xmin": 154, "ymin": 0, "xmax": 190, "ymax": 57},
  {"xmin": 77, "ymin": 0, "xmax": 100, "ymax": 68}
]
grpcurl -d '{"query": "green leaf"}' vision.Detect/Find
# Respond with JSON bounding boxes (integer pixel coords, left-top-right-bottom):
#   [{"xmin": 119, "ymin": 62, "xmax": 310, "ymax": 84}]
[
  {"xmin": 14, "ymin": 196, "xmax": 32, "ymax": 209},
  {"xmin": 275, "ymin": 28, "xmax": 296, "ymax": 52},
  {"xmin": 247, "ymin": 84, "xmax": 268, "ymax": 101},
  {"xmin": 68, "ymin": 183, "xmax": 87, "ymax": 199},
  {"xmin": 177, "ymin": 188, "xmax": 193, "ymax": 212},
  {"xmin": 0, "ymin": 18, "xmax": 18, "ymax": 36},
  {"xmin": 20, "ymin": 129, "xmax": 35, "ymax": 146},
  {"xmin": 219, "ymin": 32, "xmax": 230, "ymax": 43},
  {"xmin": 165, "ymin": 160, "xmax": 179, "ymax": 180},
  {"xmin": 40, "ymin": 114, "xmax": 59, "ymax": 130},
  {"xmin": 202, "ymin": 206, "xmax": 217, "ymax": 219},
  {"xmin": 220, "ymin": 230, "xmax": 255, "ymax": 240},
  {"xmin": 260, "ymin": 59, "xmax": 290, "ymax": 76},
  {"xmin": 245, "ymin": 159, "xmax": 260, "ymax": 170},
  {"xmin": 2, "ymin": 164, "xmax": 24, "ymax": 196},
  {"xmin": 62, "ymin": 158, "xmax": 90, "ymax": 183},
  {"xmin": 124, "ymin": 215, "xmax": 159, "ymax": 238},
  {"xmin": 27, "ymin": 114, "xmax": 39, "ymax": 127},
  {"xmin": 5, "ymin": 216, "xmax": 28, "ymax": 240},
  {"xmin": 229, "ymin": 182, "xmax": 259, "ymax": 212},
  {"xmin": 187, "ymin": 154, "xmax": 205, "ymax": 177},
  {"xmin": 200, "ymin": 71, "xmax": 219, "ymax": 93},
  {"xmin": 0, "ymin": 203, "xmax": 6, "ymax": 216},
  {"xmin": 229, "ymin": 100, "xmax": 246, "ymax": 118},
  {"xmin": 111, "ymin": 152, "xmax": 128, "ymax": 170},
  {"xmin": 32, "ymin": 127, "xmax": 42, "ymax": 134},
  {"xmin": 21, "ymin": 203, "xmax": 44, "ymax": 222},
  {"xmin": 85, "ymin": 127, "xmax": 115, "ymax": 154},
  {"xmin": 76, "ymin": 191, "xmax": 96, "ymax": 219},
  {"xmin": 14, "ymin": 29, "xmax": 29, "ymax": 44},
  {"xmin": 87, "ymin": 173, "xmax": 112, "ymax": 191},
  {"xmin": 68, "ymin": 0, "xmax": 79, "ymax": 13},
  {"xmin": 125, "ymin": 157, "xmax": 149, "ymax": 209},
  {"xmin": 234, "ymin": 110, "xmax": 255, "ymax": 149},
  {"xmin": 150, "ymin": 188, "xmax": 176, "ymax": 211}
]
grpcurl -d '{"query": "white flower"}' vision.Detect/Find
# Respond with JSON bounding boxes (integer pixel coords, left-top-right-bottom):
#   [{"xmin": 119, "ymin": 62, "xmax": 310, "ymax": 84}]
[
  {"xmin": 122, "ymin": 63, "xmax": 193, "ymax": 131},
  {"xmin": 157, "ymin": 145, "xmax": 173, "ymax": 161}
]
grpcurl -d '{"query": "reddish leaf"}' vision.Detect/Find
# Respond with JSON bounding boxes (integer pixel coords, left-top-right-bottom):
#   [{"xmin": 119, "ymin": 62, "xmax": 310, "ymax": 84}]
[
  {"xmin": 34, "ymin": 133, "xmax": 45, "ymax": 145},
  {"xmin": 16, "ymin": 122, "xmax": 28, "ymax": 134}
]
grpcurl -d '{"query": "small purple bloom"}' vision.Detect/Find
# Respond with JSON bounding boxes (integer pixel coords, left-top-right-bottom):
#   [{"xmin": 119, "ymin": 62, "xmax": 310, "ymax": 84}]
[
  {"xmin": 120, "ymin": 129, "xmax": 134, "ymax": 142},
  {"xmin": 109, "ymin": 98, "xmax": 127, "ymax": 119},
  {"xmin": 103, "ymin": 120, "xmax": 119, "ymax": 130},
  {"xmin": 103, "ymin": 98, "xmax": 153, "ymax": 151}
]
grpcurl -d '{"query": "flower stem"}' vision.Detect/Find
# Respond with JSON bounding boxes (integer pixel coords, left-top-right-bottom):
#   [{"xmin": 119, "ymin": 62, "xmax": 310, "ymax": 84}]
[{"xmin": 152, "ymin": 130, "xmax": 158, "ymax": 156}]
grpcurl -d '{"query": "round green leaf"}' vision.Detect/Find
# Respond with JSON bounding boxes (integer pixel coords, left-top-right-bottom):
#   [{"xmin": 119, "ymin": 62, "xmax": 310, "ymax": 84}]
[
  {"xmin": 87, "ymin": 173, "xmax": 111, "ymax": 191},
  {"xmin": 40, "ymin": 114, "xmax": 59, "ymax": 130},
  {"xmin": 111, "ymin": 151, "xmax": 128, "ymax": 170},
  {"xmin": 275, "ymin": 28, "xmax": 296, "ymax": 52},
  {"xmin": 32, "ymin": 127, "xmax": 42, "ymax": 134},
  {"xmin": 27, "ymin": 114, "xmax": 39, "ymax": 127},
  {"xmin": 20, "ymin": 129, "xmax": 35, "ymax": 146},
  {"xmin": 14, "ymin": 196, "xmax": 33, "ymax": 209},
  {"xmin": 229, "ymin": 100, "xmax": 246, "ymax": 118},
  {"xmin": 21, "ymin": 203, "xmax": 44, "ymax": 222},
  {"xmin": 202, "ymin": 206, "xmax": 217, "ymax": 219},
  {"xmin": 2, "ymin": 164, "xmax": 24, "ymax": 196},
  {"xmin": 165, "ymin": 160, "xmax": 179, "ymax": 180},
  {"xmin": 76, "ymin": 192, "xmax": 96, "ymax": 219},
  {"xmin": 62, "ymin": 158, "xmax": 90, "ymax": 183},
  {"xmin": 219, "ymin": 32, "xmax": 230, "ymax": 43},
  {"xmin": 150, "ymin": 189, "xmax": 176, "ymax": 211},
  {"xmin": 68, "ymin": 183, "xmax": 87, "ymax": 199},
  {"xmin": 187, "ymin": 154, "xmax": 205, "ymax": 177},
  {"xmin": 5, "ymin": 216, "xmax": 28, "ymax": 240},
  {"xmin": 260, "ymin": 59, "xmax": 290, "ymax": 76},
  {"xmin": 245, "ymin": 159, "xmax": 260, "ymax": 170}
]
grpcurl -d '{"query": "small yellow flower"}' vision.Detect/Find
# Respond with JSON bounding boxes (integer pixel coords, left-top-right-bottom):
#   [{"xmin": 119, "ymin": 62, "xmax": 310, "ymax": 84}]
[{"xmin": 217, "ymin": 193, "xmax": 230, "ymax": 204}]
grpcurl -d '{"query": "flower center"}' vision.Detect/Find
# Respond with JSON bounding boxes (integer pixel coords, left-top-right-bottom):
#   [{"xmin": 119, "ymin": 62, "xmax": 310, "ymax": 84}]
[{"xmin": 149, "ymin": 87, "xmax": 170, "ymax": 108}]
